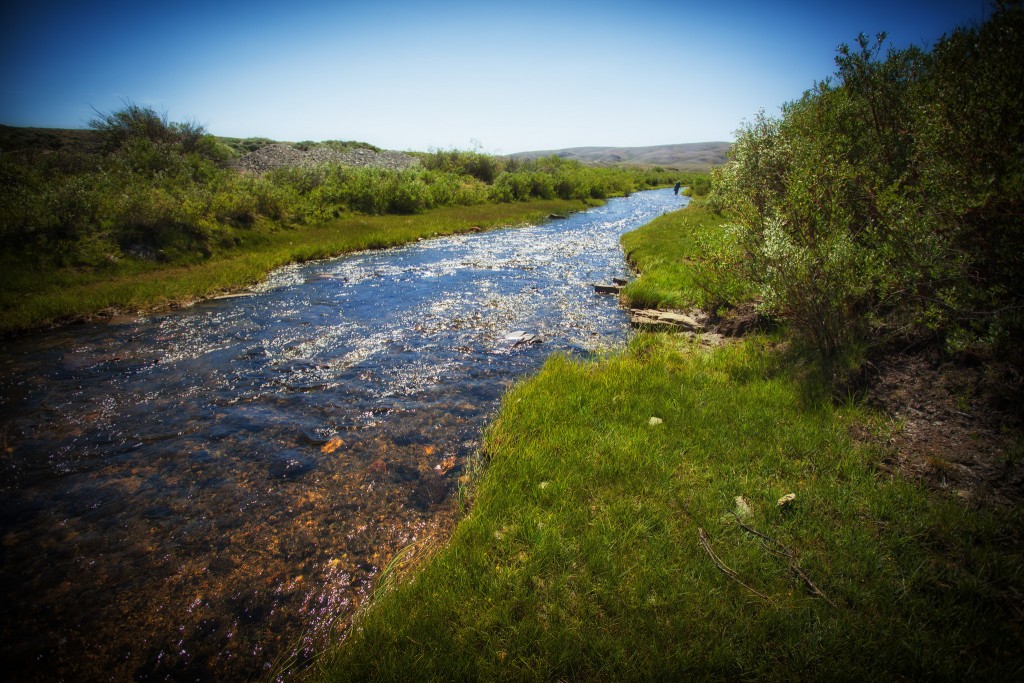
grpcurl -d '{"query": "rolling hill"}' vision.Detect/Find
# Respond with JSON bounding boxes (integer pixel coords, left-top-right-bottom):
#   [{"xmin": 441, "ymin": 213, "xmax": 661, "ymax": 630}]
[{"xmin": 508, "ymin": 141, "xmax": 731, "ymax": 169}]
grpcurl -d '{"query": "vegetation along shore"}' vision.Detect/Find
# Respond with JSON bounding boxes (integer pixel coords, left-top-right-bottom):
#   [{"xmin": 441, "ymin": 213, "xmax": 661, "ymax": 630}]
[
  {"xmin": 313, "ymin": 6, "xmax": 1023, "ymax": 680},
  {"xmin": 0, "ymin": 115, "xmax": 689, "ymax": 335}
]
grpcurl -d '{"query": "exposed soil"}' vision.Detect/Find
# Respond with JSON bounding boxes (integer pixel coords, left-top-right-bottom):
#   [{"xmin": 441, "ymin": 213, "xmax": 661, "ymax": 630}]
[
  {"xmin": 712, "ymin": 301, "xmax": 774, "ymax": 337},
  {"xmin": 863, "ymin": 349, "xmax": 1024, "ymax": 506}
]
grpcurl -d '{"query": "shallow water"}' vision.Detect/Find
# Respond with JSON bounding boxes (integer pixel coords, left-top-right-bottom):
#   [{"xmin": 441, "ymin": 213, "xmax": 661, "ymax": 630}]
[{"xmin": 0, "ymin": 189, "xmax": 688, "ymax": 680}]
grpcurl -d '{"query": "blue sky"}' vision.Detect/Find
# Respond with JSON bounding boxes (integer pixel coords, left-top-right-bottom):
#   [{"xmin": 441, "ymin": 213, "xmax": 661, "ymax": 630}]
[{"xmin": 0, "ymin": 0, "xmax": 988, "ymax": 153}]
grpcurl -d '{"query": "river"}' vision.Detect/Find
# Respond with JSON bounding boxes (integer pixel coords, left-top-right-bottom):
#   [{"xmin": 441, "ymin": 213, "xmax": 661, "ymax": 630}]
[{"xmin": 0, "ymin": 188, "xmax": 688, "ymax": 680}]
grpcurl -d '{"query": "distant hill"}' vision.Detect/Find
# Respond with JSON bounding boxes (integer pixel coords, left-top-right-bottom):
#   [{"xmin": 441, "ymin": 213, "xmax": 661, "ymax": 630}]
[
  {"xmin": 508, "ymin": 142, "xmax": 731, "ymax": 169},
  {"xmin": 0, "ymin": 126, "xmax": 732, "ymax": 171}
]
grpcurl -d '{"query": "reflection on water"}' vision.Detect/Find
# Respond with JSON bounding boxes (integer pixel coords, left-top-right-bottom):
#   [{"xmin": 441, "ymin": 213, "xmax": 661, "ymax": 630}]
[{"xmin": 0, "ymin": 189, "xmax": 687, "ymax": 680}]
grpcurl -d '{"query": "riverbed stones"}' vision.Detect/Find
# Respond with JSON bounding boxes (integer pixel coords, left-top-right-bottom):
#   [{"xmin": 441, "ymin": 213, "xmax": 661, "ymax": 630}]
[{"xmin": 409, "ymin": 474, "xmax": 449, "ymax": 511}]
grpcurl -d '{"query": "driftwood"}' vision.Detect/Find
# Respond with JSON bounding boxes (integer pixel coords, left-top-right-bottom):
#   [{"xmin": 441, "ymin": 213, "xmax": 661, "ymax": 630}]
[{"xmin": 630, "ymin": 309, "xmax": 704, "ymax": 331}]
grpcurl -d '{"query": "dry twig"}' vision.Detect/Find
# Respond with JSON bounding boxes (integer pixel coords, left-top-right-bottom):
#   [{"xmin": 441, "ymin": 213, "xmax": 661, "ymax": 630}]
[
  {"xmin": 697, "ymin": 527, "xmax": 776, "ymax": 605},
  {"xmin": 732, "ymin": 513, "xmax": 836, "ymax": 607}
]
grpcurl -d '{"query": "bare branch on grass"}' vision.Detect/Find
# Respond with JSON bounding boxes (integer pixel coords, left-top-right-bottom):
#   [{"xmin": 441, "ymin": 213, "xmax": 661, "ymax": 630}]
[
  {"xmin": 697, "ymin": 527, "xmax": 777, "ymax": 605},
  {"xmin": 732, "ymin": 513, "xmax": 837, "ymax": 607}
]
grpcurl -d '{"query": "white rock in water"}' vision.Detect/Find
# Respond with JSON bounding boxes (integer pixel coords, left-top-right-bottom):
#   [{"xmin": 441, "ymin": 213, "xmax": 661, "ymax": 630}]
[{"xmin": 504, "ymin": 331, "xmax": 542, "ymax": 344}]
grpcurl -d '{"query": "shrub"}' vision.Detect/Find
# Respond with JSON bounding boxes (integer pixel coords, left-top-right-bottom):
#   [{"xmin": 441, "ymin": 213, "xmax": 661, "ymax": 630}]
[
  {"xmin": 710, "ymin": 4, "xmax": 1024, "ymax": 372},
  {"xmin": 422, "ymin": 149, "xmax": 500, "ymax": 183},
  {"xmin": 89, "ymin": 101, "xmax": 224, "ymax": 161}
]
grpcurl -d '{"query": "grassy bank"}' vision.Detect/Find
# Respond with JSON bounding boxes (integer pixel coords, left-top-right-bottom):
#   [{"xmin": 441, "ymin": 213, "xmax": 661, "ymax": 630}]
[
  {"xmin": 619, "ymin": 203, "xmax": 749, "ymax": 312},
  {"xmin": 313, "ymin": 203, "xmax": 1023, "ymax": 680},
  {"xmin": 0, "ymin": 199, "xmax": 585, "ymax": 335}
]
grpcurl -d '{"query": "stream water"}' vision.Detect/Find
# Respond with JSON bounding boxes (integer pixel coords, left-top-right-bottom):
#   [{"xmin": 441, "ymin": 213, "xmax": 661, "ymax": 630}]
[{"xmin": 0, "ymin": 189, "xmax": 688, "ymax": 680}]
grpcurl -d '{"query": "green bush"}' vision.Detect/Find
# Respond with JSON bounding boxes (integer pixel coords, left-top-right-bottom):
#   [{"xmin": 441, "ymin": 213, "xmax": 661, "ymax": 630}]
[
  {"xmin": 421, "ymin": 149, "xmax": 500, "ymax": 183},
  {"xmin": 710, "ymin": 5, "xmax": 1024, "ymax": 372},
  {"xmin": 88, "ymin": 101, "xmax": 219, "ymax": 159},
  {"xmin": 0, "ymin": 105, "xmax": 683, "ymax": 275}
]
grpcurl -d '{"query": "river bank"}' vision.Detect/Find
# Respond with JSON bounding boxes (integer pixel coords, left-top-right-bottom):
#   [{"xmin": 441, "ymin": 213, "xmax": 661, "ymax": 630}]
[
  {"xmin": 316, "ymin": 203, "xmax": 1024, "ymax": 681},
  {"xmin": 0, "ymin": 198, "xmax": 591, "ymax": 336}
]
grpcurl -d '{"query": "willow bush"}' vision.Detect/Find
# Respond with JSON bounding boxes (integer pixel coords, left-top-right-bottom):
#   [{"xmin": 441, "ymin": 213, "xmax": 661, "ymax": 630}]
[{"xmin": 709, "ymin": 3, "xmax": 1024, "ymax": 373}]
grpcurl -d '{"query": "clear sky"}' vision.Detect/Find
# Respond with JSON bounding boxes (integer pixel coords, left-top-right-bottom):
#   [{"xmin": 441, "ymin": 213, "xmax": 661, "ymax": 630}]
[{"xmin": 0, "ymin": 0, "xmax": 989, "ymax": 153}]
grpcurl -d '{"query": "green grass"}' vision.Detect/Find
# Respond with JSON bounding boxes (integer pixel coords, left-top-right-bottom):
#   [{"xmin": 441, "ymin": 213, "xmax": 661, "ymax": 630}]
[
  {"xmin": 620, "ymin": 202, "xmax": 749, "ymax": 311},
  {"xmin": 316, "ymin": 337, "xmax": 1023, "ymax": 680},
  {"xmin": 313, "ymin": 201, "xmax": 1023, "ymax": 680},
  {"xmin": 0, "ymin": 199, "xmax": 587, "ymax": 334}
]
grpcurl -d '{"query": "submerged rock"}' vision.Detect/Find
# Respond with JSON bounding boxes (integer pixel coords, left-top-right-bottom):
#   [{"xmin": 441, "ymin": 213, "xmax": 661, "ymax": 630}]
[
  {"xmin": 593, "ymin": 284, "xmax": 622, "ymax": 295},
  {"xmin": 267, "ymin": 451, "xmax": 315, "ymax": 480},
  {"xmin": 503, "ymin": 330, "xmax": 543, "ymax": 345},
  {"xmin": 409, "ymin": 474, "xmax": 449, "ymax": 510},
  {"xmin": 389, "ymin": 462, "xmax": 421, "ymax": 483}
]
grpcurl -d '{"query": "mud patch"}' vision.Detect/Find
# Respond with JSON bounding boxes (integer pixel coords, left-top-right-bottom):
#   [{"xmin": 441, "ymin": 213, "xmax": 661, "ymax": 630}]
[{"xmin": 863, "ymin": 350, "xmax": 1024, "ymax": 506}]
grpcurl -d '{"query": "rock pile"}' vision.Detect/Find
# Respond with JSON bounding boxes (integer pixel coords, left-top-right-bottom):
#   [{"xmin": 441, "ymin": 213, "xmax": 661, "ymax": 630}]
[{"xmin": 230, "ymin": 143, "xmax": 419, "ymax": 174}]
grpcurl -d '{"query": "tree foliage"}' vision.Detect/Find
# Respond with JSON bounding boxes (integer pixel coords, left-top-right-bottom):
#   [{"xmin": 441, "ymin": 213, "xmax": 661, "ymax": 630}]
[{"xmin": 710, "ymin": 3, "xmax": 1024, "ymax": 372}]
